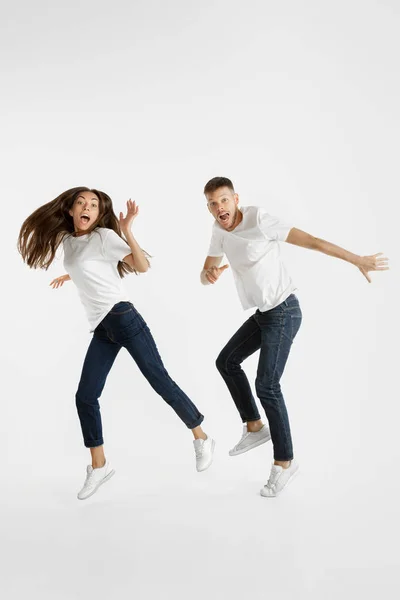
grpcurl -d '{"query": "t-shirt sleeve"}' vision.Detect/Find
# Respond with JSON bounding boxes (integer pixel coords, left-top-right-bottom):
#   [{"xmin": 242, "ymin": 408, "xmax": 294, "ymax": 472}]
[
  {"xmin": 258, "ymin": 208, "xmax": 293, "ymax": 242},
  {"xmin": 102, "ymin": 229, "xmax": 131, "ymax": 262},
  {"xmin": 207, "ymin": 226, "xmax": 224, "ymax": 257}
]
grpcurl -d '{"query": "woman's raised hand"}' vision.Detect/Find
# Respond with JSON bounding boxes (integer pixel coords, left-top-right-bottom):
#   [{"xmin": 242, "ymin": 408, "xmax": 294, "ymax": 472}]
[{"xmin": 119, "ymin": 199, "xmax": 139, "ymax": 235}]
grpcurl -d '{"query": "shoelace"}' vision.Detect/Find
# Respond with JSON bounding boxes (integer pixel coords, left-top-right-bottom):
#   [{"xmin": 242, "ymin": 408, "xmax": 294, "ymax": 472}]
[
  {"xmin": 195, "ymin": 441, "xmax": 204, "ymax": 458},
  {"xmin": 235, "ymin": 431, "xmax": 250, "ymax": 448},
  {"xmin": 84, "ymin": 469, "xmax": 97, "ymax": 487},
  {"xmin": 266, "ymin": 469, "xmax": 281, "ymax": 489}
]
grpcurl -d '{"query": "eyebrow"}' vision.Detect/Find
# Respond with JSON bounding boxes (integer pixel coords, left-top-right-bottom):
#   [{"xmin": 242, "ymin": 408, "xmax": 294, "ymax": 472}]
[{"xmin": 77, "ymin": 196, "xmax": 98, "ymax": 202}]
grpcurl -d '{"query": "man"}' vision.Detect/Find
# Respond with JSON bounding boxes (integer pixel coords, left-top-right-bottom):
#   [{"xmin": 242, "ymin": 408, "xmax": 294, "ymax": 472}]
[{"xmin": 201, "ymin": 177, "xmax": 388, "ymax": 498}]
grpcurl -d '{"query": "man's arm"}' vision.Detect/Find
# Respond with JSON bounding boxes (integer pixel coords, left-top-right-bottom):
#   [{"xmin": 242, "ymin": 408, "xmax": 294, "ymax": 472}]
[
  {"xmin": 286, "ymin": 228, "xmax": 389, "ymax": 283},
  {"xmin": 201, "ymin": 256, "xmax": 229, "ymax": 285}
]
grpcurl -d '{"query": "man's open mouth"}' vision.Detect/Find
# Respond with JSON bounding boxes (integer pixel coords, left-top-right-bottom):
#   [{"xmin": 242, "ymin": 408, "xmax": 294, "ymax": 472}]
[{"xmin": 218, "ymin": 212, "xmax": 230, "ymax": 223}]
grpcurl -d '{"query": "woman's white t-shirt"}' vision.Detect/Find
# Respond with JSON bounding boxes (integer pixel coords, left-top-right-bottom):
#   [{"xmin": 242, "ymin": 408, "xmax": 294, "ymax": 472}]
[
  {"xmin": 207, "ymin": 206, "xmax": 296, "ymax": 312},
  {"xmin": 63, "ymin": 227, "xmax": 131, "ymax": 332}
]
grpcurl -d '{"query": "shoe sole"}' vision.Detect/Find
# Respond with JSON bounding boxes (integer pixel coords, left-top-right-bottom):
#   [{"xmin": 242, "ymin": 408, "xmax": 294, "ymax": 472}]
[
  {"xmin": 229, "ymin": 434, "xmax": 271, "ymax": 457},
  {"xmin": 77, "ymin": 469, "xmax": 116, "ymax": 500},
  {"xmin": 197, "ymin": 439, "xmax": 216, "ymax": 472},
  {"xmin": 260, "ymin": 466, "xmax": 299, "ymax": 498}
]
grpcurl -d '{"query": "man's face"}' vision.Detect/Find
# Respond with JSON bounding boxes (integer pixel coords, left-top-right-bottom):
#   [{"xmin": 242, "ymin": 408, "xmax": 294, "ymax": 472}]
[{"xmin": 206, "ymin": 186, "xmax": 239, "ymax": 231}]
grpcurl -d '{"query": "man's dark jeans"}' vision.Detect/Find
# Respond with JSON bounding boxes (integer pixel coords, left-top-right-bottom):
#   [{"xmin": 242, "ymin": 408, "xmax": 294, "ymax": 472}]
[{"xmin": 216, "ymin": 294, "xmax": 302, "ymax": 461}]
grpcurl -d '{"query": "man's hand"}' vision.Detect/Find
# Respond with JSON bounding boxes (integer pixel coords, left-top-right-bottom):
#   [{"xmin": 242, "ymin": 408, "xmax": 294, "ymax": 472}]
[
  {"xmin": 357, "ymin": 253, "xmax": 389, "ymax": 283},
  {"xmin": 119, "ymin": 199, "xmax": 139, "ymax": 236},
  {"xmin": 49, "ymin": 274, "xmax": 71, "ymax": 289},
  {"xmin": 204, "ymin": 264, "xmax": 229, "ymax": 284}
]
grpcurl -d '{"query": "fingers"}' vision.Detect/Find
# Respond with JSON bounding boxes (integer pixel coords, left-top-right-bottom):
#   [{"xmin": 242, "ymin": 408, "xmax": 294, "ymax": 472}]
[
  {"xmin": 125, "ymin": 199, "xmax": 139, "ymax": 217},
  {"xmin": 205, "ymin": 264, "xmax": 229, "ymax": 283},
  {"xmin": 360, "ymin": 268, "xmax": 371, "ymax": 283}
]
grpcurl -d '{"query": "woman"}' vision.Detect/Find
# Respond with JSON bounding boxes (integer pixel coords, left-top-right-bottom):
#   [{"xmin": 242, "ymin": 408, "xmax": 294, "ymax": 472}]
[{"xmin": 18, "ymin": 187, "xmax": 215, "ymax": 500}]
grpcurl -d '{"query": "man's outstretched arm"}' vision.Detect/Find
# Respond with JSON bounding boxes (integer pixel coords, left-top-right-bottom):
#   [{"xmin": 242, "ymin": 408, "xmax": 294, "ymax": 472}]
[{"xmin": 286, "ymin": 228, "xmax": 389, "ymax": 283}]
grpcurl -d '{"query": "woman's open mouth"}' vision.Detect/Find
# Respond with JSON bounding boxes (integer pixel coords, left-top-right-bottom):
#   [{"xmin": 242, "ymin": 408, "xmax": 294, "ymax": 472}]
[{"xmin": 79, "ymin": 214, "xmax": 91, "ymax": 225}]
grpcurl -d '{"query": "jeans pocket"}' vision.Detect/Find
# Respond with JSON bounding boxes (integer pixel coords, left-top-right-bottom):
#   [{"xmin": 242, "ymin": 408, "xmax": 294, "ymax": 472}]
[{"xmin": 108, "ymin": 301, "xmax": 133, "ymax": 315}]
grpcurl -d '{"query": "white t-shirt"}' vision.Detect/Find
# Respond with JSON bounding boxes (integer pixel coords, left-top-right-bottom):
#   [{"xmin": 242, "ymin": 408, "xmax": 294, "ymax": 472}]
[
  {"xmin": 207, "ymin": 206, "xmax": 296, "ymax": 312},
  {"xmin": 63, "ymin": 227, "xmax": 131, "ymax": 332}
]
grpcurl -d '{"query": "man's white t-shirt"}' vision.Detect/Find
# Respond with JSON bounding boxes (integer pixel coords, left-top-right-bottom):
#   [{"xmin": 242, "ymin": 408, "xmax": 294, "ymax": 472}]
[
  {"xmin": 63, "ymin": 227, "xmax": 131, "ymax": 332},
  {"xmin": 207, "ymin": 206, "xmax": 296, "ymax": 312}
]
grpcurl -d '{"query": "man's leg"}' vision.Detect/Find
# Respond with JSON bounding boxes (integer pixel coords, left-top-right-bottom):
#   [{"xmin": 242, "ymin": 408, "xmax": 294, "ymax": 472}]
[
  {"xmin": 255, "ymin": 296, "xmax": 302, "ymax": 463},
  {"xmin": 216, "ymin": 313, "xmax": 262, "ymax": 423}
]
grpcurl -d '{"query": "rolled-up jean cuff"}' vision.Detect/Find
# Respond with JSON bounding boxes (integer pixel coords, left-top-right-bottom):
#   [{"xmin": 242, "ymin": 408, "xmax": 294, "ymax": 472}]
[
  {"xmin": 84, "ymin": 438, "xmax": 104, "ymax": 448},
  {"xmin": 274, "ymin": 455, "xmax": 294, "ymax": 462},
  {"xmin": 243, "ymin": 416, "xmax": 262, "ymax": 423},
  {"xmin": 186, "ymin": 414, "xmax": 204, "ymax": 429}
]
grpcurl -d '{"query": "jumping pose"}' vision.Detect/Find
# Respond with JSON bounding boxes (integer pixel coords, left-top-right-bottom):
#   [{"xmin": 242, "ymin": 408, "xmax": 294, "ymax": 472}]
[
  {"xmin": 201, "ymin": 177, "xmax": 388, "ymax": 498},
  {"xmin": 18, "ymin": 187, "xmax": 215, "ymax": 500}
]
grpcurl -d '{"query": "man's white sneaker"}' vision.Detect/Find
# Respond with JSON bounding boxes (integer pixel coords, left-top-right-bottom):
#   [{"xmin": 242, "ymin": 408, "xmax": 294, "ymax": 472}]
[
  {"xmin": 193, "ymin": 436, "xmax": 215, "ymax": 472},
  {"xmin": 77, "ymin": 460, "xmax": 115, "ymax": 500},
  {"xmin": 260, "ymin": 460, "xmax": 299, "ymax": 498},
  {"xmin": 229, "ymin": 424, "xmax": 271, "ymax": 456}
]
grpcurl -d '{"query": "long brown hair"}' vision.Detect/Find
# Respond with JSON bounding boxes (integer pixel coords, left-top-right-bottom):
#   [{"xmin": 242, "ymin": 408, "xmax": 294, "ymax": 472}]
[{"xmin": 17, "ymin": 187, "xmax": 150, "ymax": 277}]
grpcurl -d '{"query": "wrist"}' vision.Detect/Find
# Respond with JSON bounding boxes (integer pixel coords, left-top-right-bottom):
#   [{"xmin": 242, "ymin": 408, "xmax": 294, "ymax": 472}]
[{"xmin": 350, "ymin": 254, "xmax": 362, "ymax": 267}]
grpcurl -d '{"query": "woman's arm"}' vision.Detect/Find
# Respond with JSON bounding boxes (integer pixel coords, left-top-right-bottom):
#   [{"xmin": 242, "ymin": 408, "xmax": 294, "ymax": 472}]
[
  {"xmin": 49, "ymin": 274, "xmax": 71, "ymax": 289},
  {"xmin": 119, "ymin": 199, "xmax": 149, "ymax": 273}
]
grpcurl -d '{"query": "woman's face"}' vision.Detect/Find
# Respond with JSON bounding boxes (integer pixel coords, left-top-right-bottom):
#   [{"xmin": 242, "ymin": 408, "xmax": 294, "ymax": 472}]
[{"xmin": 69, "ymin": 191, "xmax": 100, "ymax": 234}]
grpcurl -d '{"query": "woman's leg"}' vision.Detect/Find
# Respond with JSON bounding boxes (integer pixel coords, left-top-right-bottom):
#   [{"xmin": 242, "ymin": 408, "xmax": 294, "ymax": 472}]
[
  {"xmin": 75, "ymin": 323, "xmax": 121, "ymax": 466},
  {"xmin": 104, "ymin": 305, "xmax": 205, "ymax": 430}
]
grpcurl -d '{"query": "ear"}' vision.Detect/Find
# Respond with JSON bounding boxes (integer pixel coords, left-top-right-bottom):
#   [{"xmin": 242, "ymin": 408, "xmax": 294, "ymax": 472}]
[
  {"xmin": 234, "ymin": 193, "xmax": 239, "ymax": 205},
  {"xmin": 69, "ymin": 209, "xmax": 73, "ymax": 217}
]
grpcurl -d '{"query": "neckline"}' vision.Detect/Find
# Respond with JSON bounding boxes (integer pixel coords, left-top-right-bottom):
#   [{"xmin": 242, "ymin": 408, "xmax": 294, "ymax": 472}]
[{"xmin": 216, "ymin": 207, "xmax": 246, "ymax": 233}]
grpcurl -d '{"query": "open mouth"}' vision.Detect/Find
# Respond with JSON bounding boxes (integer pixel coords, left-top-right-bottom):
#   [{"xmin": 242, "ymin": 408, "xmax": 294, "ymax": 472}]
[
  {"xmin": 218, "ymin": 212, "xmax": 230, "ymax": 224},
  {"xmin": 79, "ymin": 214, "xmax": 91, "ymax": 225}
]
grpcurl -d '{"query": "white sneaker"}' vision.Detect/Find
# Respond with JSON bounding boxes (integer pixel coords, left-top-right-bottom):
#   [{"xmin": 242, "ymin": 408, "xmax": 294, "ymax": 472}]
[
  {"xmin": 229, "ymin": 424, "xmax": 271, "ymax": 456},
  {"xmin": 77, "ymin": 460, "xmax": 115, "ymax": 500},
  {"xmin": 260, "ymin": 460, "xmax": 299, "ymax": 497},
  {"xmin": 193, "ymin": 436, "xmax": 215, "ymax": 472}
]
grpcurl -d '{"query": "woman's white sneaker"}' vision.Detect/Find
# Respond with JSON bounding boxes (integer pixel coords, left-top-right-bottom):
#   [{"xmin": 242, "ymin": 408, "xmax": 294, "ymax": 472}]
[
  {"xmin": 77, "ymin": 460, "xmax": 115, "ymax": 500},
  {"xmin": 260, "ymin": 460, "xmax": 299, "ymax": 498},
  {"xmin": 193, "ymin": 436, "xmax": 215, "ymax": 472},
  {"xmin": 229, "ymin": 424, "xmax": 271, "ymax": 456}
]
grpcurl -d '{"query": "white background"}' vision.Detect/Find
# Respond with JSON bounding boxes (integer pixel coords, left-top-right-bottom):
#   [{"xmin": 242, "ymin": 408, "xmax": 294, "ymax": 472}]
[{"xmin": 1, "ymin": 1, "xmax": 398, "ymax": 599}]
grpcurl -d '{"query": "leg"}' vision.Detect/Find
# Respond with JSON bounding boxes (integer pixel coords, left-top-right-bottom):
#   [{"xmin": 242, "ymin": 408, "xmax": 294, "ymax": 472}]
[
  {"xmin": 105, "ymin": 305, "xmax": 204, "ymax": 429},
  {"xmin": 75, "ymin": 323, "xmax": 121, "ymax": 455},
  {"xmin": 255, "ymin": 296, "xmax": 302, "ymax": 462},
  {"xmin": 216, "ymin": 313, "xmax": 262, "ymax": 424}
]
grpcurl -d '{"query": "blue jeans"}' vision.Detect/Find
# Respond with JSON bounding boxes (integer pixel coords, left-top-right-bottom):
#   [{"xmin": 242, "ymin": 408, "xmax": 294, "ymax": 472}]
[
  {"xmin": 216, "ymin": 294, "xmax": 302, "ymax": 461},
  {"xmin": 76, "ymin": 302, "xmax": 204, "ymax": 447}
]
